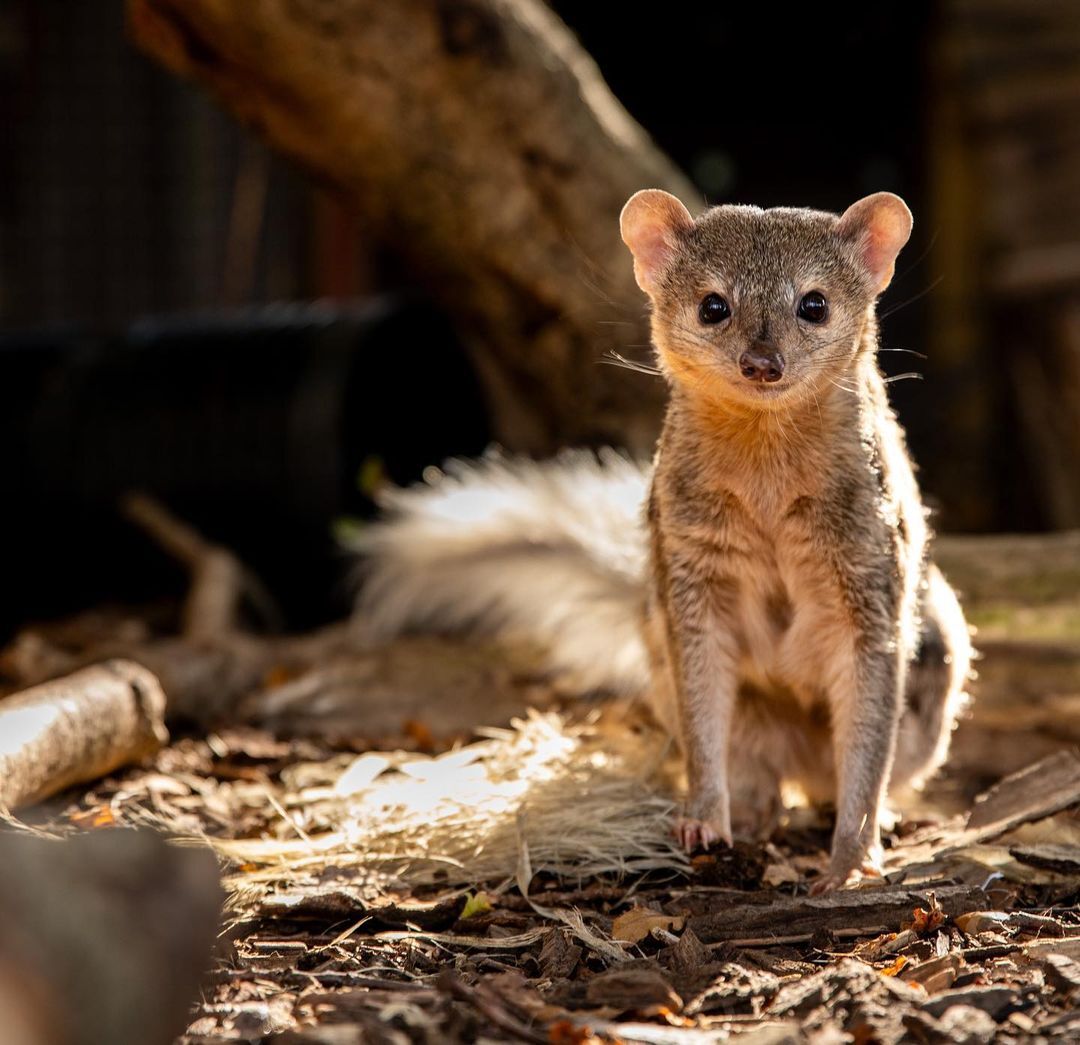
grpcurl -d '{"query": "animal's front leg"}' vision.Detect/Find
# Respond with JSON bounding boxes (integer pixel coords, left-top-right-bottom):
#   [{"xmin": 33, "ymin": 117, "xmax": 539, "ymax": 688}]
[
  {"xmin": 814, "ymin": 645, "xmax": 903, "ymax": 892},
  {"xmin": 657, "ymin": 555, "xmax": 741, "ymax": 852}
]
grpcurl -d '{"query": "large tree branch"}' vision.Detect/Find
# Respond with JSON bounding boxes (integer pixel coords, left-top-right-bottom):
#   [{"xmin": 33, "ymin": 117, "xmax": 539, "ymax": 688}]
[{"xmin": 127, "ymin": 0, "xmax": 694, "ymax": 452}]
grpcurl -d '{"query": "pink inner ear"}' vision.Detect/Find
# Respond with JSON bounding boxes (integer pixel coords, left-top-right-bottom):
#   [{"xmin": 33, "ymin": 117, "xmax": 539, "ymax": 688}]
[
  {"xmin": 621, "ymin": 190, "xmax": 694, "ymax": 294},
  {"xmin": 863, "ymin": 213, "xmax": 908, "ymax": 287},
  {"xmin": 634, "ymin": 225, "xmax": 677, "ymax": 285},
  {"xmin": 838, "ymin": 193, "xmax": 912, "ymax": 293}
]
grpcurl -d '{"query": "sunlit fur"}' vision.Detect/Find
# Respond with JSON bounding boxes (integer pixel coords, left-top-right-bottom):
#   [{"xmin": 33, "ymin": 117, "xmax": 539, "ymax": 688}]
[
  {"xmin": 354, "ymin": 449, "xmax": 653, "ymax": 696},
  {"xmin": 637, "ymin": 195, "xmax": 971, "ymax": 886},
  {"xmin": 649, "ymin": 206, "xmax": 872, "ymax": 410},
  {"xmin": 354, "ymin": 194, "xmax": 973, "ymax": 891}
]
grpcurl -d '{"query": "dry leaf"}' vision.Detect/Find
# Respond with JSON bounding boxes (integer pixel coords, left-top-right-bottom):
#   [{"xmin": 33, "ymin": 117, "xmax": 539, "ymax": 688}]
[
  {"xmin": 907, "ymin": 892, "xmax": 945, "ymax": 933},
  {"xmin": 611, "ymin": 906, "xmax": 685, "ymax": 944},
  {"xmin": 955, "ymin": 910, "xmax": 1010, "ymax": 935},
  {"xmin": 261, "ymin": 664, "xmax": 294, "ymax": 689},
  {"xmin": 763, "ymin": 860, "xmax": 801, "ymax": 887},
  {"xmin": 403, "ymin": 718, "xmax": 435, "ymax": 751},
  {"xmin": 857, "ymin": 930, "xmax": 918, "ymax": 961},
  {"xmin": 69, "ymin": 805, "xmax": 115, "ymax": 829},
  {"xmin": 548, "ymin": 1021, "xmax": 605, "ymax": 1045}
]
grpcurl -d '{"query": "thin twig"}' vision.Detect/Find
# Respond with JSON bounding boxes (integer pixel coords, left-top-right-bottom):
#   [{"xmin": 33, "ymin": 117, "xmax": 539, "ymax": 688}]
[
  {"xmin": 712, "ymin": 925, "xmax": 891, "ymax": 949},
  {"xmin": 122, "ymin": 492, "xmax": 281, "ymax": 637}
]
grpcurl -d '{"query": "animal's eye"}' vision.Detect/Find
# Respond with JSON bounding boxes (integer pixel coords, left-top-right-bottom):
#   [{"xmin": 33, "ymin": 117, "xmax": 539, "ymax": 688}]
[
  {"xmin": 698, "ymin": 293, "xmax": 731, "ymax": 325},
  {"xmin": 797, "ymin": 291, "xmax": 828, "ymax": 323}
]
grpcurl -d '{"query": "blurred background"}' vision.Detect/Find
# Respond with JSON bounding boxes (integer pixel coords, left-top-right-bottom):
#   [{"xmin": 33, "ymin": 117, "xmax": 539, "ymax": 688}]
[{"xmin": 2, "ymin": 1, "xmax": 1077, "ymax": 637}]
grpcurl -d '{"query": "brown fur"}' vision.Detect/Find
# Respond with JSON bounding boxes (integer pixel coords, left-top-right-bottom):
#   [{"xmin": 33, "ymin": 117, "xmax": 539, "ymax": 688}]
[{"xmin": 621, "ymin": 192, "xmax": 972, "ymax": 889}]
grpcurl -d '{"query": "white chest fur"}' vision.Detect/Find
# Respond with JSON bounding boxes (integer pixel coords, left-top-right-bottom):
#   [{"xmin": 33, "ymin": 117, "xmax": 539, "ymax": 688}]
[{"xmin": 722, "ymin": 525, "xmax": 850, "ymax": 711}]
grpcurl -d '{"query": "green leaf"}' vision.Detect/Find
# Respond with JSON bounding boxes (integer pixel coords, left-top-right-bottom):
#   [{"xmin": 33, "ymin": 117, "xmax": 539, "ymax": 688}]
[{"xmin": 460, "ymin": 891, "xmax": 493, "ymax": 920}]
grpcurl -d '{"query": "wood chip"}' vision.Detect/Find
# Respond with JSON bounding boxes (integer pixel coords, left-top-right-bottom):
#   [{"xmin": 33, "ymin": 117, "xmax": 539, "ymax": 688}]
[
  {"xmin": 900, "ymin": 953, "xmax": 964, "ymax": 994},
  {"xmin": 0, "ymin": 829, "xmax": 221, "ymax": 1045},
  {"xmin": 664, "ymin": 928, "xmax": 712, "ymax": 980},
  {"xmin": 921, "ymin": 985, "xmax": 1018, "ymax": 1020},
  {"xmin": 584, "ymin": 964, "xmax": 682, "ymax": 1014},
  {"xmin": 903, "ymin": 1004, "xmax": 999, "ymax": 1045},
  {"xmin": 538, "ymin": 929, "xmax": 583, "ymax": 981},
  {"xmin": 767, "ymin": 956, "xmax": 923, "ymax": 1040},
  {"xmin": 966, "ymin": 750, "xmax": 1080, "ymax": 839},
  {"xmin": 683, "ymin": 963, "xmax": 780, "ymax": 1017},
  {"xmin": 1030, "ymin": 953, "xmax": 1080, "ymax": 996},
  {"xmin": 1009, "ymin": 843, "xmax": 1080, "ymax": 874},
  {"xmin": 1017, "ymin": 937, "xmax": 1080, "ymax": 961}
]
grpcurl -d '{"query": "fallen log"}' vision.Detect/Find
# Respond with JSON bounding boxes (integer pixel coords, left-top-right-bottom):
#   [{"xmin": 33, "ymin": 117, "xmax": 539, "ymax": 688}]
[
  {"xmin": 933, "ymin": 532, "xmax": 1080, "ymax": 782},
  {"xmin": 685, "ymin": 883, "xmax": 988, "ymax": 944},
  {"xmin": 935, "ymin": 530, "xmax": 1080, "ymax": 642},
  {"xmin": 0, "ymin": 660, "xmax": 168, "ymax": 810}
]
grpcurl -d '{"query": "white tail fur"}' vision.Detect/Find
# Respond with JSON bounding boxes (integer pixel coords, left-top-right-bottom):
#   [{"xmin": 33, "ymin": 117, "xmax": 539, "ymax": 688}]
[{"xmin": 352, "ymin": 449, "xmax": 652, "ymax": 695}]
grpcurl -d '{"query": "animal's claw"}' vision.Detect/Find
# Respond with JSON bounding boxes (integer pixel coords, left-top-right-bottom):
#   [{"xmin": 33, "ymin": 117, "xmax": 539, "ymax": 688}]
[{"xmin": 673, "ymin": 816, "xmax": 732, "ymax": 853}]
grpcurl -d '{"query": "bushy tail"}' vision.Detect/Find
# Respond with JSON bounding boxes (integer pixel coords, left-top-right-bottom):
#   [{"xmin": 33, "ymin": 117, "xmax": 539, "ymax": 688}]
[{"xmin": 351, "ymin": 449, "xmax": 652, "ymax": 695}]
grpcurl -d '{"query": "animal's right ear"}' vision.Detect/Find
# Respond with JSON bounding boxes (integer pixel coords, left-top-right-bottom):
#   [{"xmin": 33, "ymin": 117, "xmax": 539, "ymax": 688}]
[{"xmin": 620, "ymin": 189, "xmax": 694, "ymax": 295}]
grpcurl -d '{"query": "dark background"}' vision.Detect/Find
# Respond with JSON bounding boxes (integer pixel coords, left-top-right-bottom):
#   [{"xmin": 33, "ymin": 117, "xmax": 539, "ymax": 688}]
[{"xmin": 0, "ymin": 2, "xmax": 1071, "ymax": 635}]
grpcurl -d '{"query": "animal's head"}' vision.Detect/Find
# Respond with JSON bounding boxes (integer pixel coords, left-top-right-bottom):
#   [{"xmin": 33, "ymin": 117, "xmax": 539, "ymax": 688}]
[{"xmin": 619, "ymin": 190, "xmax": 911, "ymax": 409}]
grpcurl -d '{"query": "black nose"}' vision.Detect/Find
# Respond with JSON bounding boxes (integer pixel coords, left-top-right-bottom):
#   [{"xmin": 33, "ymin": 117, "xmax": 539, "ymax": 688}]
[{"xmin": 738, "ymin": 344, "xmax": 785, "ymax": 383}]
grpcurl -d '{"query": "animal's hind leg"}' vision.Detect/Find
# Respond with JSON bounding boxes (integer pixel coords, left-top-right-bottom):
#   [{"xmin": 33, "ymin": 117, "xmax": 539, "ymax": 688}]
[{"xmin": 890, "ymin": 564, "xmax": 972, "ymax": 793}]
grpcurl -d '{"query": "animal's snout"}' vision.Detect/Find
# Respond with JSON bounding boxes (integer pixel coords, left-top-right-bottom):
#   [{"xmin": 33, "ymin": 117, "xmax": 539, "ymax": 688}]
[{"xmin": 738, "ymin": 343, "xmax": 785, "ymax": 384}]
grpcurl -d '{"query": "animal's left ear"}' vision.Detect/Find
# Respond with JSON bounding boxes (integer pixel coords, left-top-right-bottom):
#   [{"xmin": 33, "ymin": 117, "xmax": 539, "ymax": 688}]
[{"xmin": 837, "ymin": 192, "xmax": 913, "ymax": 293}]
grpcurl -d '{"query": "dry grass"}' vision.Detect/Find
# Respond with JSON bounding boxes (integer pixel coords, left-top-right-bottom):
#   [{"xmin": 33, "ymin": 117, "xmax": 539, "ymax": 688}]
[{"xmin": 133, "ymin": 709, "xmax": 688, "ymax": 906}]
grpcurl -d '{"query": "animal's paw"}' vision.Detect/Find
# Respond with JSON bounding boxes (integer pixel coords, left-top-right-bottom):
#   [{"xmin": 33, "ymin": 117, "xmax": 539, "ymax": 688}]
[
  {"xmin": 673, "ymin": 816, "xmax": 732, "ymax": 852},
  {"xmin": 809, "ymin": 850, "xmax": 884, "ymax": 895},
  {"xmin": 809, "ymin": 870, "xmax": 852, "ymax": 895}
]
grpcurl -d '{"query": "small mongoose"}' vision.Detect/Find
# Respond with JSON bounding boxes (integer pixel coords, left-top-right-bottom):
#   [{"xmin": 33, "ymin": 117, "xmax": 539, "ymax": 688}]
[{"xmin": 355, "ymin": 190, "xmax": 972, "ymax": 891}]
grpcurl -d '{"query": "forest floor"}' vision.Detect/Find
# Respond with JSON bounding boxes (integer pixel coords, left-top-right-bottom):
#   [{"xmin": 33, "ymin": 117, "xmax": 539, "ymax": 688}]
[
  {"xmin": 6, "ymin": 515, "xmax": 1080, "ymax": 1044},
  {"xmin": 35, "ymin": 701, "xmax": 1080, "ymax": 1045}
]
